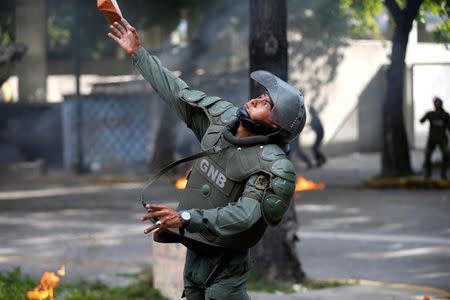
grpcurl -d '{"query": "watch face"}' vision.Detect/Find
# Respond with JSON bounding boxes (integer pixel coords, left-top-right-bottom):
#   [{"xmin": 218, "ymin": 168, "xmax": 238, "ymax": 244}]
[{"xmin": 181, "ymin": 211, "xmax": 191, "ymax": 221}]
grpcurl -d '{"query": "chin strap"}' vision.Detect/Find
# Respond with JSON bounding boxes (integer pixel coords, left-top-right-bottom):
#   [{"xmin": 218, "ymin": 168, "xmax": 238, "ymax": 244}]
[
  {"xmin": 223, "ymin": 120, "xmax": 271, "ymax": 147},
  {"xmin": 236, "ymin": 105, "xmax": 280, "ymax": 136},
  {"xmin": 234, "ymin": 106, "xmax": 290, "ymax": 154}
]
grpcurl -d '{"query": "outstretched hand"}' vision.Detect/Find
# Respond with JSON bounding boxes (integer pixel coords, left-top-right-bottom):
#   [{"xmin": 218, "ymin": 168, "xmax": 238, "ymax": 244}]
[
  {"xmin": 108, "ymin": 18, "xmax": 141, "ymax": 57},
  {"xmin": 141, "ymin": 204, "xmax": 182, "ymax": 234}
]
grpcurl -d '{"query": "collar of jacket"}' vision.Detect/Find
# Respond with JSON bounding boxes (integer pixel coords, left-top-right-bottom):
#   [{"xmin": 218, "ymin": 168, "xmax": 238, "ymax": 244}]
[{"xmin": 222, "ymin": 119, "xmax": 271, "ymax": 147}]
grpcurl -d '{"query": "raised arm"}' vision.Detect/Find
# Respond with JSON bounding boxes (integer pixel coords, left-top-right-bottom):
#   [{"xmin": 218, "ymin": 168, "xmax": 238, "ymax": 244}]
[
  {"xmin": 108, "ymin": 19, "xmax": 209, "ymax": 140},
  {"xmin": 419, "ymin": 112, "xmax": 429, "ymax": 124}
]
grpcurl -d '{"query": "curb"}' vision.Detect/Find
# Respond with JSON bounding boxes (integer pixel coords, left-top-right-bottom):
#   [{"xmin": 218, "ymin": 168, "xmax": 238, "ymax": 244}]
[
  {"xmin": 364, "ymin": 177, "xmax": 450, "ymax": 189},
  {"xmin": 330, "ymin": 278, "xmax": 450, "ymax": 299}
]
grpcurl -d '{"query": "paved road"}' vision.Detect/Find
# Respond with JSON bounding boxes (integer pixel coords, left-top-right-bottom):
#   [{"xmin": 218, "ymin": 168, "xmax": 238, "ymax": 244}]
[
  {"xmin": 296, "ymin": 188, "xmax": 450, "ymax": 290},
  {"xmin": 0, "ymin": 182, "xmax": 449, "ymax": 291},
  {"xmin": 0, "ymin": 183, "xmax": 176, "ymax": 285}
]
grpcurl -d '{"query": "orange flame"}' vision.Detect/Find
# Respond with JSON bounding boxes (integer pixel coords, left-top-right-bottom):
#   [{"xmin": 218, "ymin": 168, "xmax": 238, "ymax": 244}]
[
  {"xmin": 295, "ymin": 177, "xmax": 325, "ymax": 192},
  {"xmin": 175, "ymin": 178, "xmax": 188, "ymax": 190},
  {"xmin": 26, "ymin": 265, "xmax": 65, "ymax": 300}
]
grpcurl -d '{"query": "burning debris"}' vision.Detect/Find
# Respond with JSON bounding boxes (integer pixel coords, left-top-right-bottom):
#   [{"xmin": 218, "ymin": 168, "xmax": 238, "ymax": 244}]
[
  {"xmin": 295, "ymin": 176, "xmax": 325, "ymax": 192},
  {"xmin": 26, "ymin": 265, "xmax": 65, "ymax": 300},
  {"xmin": 175, "ymin": 178, "xmax": 188, "ymax": 190}
]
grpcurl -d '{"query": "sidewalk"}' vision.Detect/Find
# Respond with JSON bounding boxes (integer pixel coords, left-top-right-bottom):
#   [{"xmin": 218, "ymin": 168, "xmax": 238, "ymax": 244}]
[
  {"xmin": 297, "ymin": 149, "xmax": 449, "ymax": 187},
  {"xmin": 250, "ymin": 283, "xmax": 450, "ymax": 300}
]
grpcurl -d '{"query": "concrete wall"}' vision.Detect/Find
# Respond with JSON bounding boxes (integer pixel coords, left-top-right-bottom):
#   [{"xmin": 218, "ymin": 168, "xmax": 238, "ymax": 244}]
[{"xmin": 289, "ymin": 39, "xmax": 391, "ymax": 155}]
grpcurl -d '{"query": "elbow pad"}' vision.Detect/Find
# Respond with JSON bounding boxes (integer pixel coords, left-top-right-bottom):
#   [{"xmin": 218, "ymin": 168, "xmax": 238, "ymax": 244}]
[{"xmin": 261, "ymin": 158, "xmax": 296, "ymax": 225}]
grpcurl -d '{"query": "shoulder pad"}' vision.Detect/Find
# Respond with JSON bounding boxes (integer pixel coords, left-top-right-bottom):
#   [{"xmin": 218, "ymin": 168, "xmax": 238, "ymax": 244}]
[
  {"xmin": 198, "ymin": 96, "xmax": 222, "ymax": 108},
  {"xmin": 179, "ymin": 89, "xmax": 206, "ymax": 104},
  {"xmin": 270, "ymin": 158, "xmax": 296, "ymax": 182},
  {"xmin": 207, "ymin": 100, "xmax": 234, "ymax": 117},
  {"xmin": 220, "ymin": 107, "xmax": 238, "ymax": 124},
  {"xmin": 260, "ymin": 144, "xmax": 286, "ymax": 162},
  {"xmin": 179, "ymin": 89, "xmax": 236, "ymax": 125}
]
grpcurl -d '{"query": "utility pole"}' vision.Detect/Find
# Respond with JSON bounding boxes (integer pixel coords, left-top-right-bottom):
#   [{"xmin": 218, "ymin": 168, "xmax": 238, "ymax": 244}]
[{"xmin": 74, "ymin": 0, "xmax": 84, "ymax": 173}]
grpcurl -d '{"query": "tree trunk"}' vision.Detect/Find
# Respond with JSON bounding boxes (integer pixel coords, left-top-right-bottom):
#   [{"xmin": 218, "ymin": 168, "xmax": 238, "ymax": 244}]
[
  {"xmin": 249, "ymin": 0, "xmax": 288, "ymax": 87},
  {"xmin": 249, "ymin": 0, "xmax": 306, "ymax": 283},
  {"xmin": 382, "ymin": 0, "xmax": 423, "ymax": 177},
  {"xmin": 150, "ymin": 105, "xmax": 177, "ymax": 172},
  {"xmin": 382, "ymin": 23, "xmax": 412, "ymax": 176}
]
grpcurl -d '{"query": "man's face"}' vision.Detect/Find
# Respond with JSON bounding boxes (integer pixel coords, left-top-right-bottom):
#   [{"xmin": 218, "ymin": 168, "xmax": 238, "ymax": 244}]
[
  {"xmin": 245, "ymin": 92, "xmax": 278, "ymax": 128},
  {"xmin": 434, "ymin": 99, "xmax": 442, "ymax": 110}
]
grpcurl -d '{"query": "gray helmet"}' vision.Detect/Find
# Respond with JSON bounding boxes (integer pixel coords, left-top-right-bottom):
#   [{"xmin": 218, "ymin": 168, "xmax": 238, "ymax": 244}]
[{"xmin": 251, "ymin": 70, "xmax": 306, "ymax": 143}]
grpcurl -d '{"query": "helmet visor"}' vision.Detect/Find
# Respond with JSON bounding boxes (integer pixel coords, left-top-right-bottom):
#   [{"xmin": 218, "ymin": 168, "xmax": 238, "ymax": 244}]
[{"xmin": 250, "ymin": 70, "xmax": 304, "ymax": 133}]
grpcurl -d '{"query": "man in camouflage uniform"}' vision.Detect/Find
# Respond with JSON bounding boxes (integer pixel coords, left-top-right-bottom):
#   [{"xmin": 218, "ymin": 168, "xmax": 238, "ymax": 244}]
[
  {"xmin": 420, "ymin": 97, "xmax": 450, "ymax": 180},
  {"xmin": 108, "ymin": 19, "xmax": 306, "ymax": 299}
]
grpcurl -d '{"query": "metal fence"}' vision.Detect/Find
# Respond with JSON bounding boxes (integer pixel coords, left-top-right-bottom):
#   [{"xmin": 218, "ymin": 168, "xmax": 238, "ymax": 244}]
[{"xmin": 62, "ymin": 94, "xmax": 156, "ymax": 171}]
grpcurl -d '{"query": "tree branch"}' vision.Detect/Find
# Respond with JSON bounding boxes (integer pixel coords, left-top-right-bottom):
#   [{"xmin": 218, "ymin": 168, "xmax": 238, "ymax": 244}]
[
  {"xmin": 405, "ymin": 0, "xmax": 425, "ymax": 23},
  {"xmin": 383, "ymin": 0, "xmax": 402, "ymax": 25}
]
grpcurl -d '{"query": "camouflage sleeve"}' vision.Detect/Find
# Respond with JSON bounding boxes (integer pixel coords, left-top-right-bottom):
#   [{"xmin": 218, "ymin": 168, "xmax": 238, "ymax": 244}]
[
  {"xmin": 185, "ymin": 174, "xmax": 265, "ymax": 237},
  {"xmin": 132, "ymin": 47, "xmax": 209, "ymax": 140}
]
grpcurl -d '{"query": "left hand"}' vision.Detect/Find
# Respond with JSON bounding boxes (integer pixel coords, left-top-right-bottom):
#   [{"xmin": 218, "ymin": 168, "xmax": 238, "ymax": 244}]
[
  {"xmin": 141, "ymin": 204, "xmax": 182, "ymax": 234},
  {"xmin": 108, "ymin": 18, "xmax": 141, "ymax": 57}
]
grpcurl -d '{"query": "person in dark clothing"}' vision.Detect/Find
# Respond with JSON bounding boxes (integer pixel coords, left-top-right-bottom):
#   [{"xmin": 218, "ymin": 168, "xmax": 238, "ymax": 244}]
[
  {"xmin": 290, "ymin": 106, "xmax": 327, "ymax": 168},
  {"xmin": 420, "ymin": 96, "xmax": 450, "ymax": 179},
  {"xmin": 290, "ymin": 136, "xmax": 313, "ymax": 168},
  {"xmin": 309, "ymin": 107, "xmax": 326, "ymax": 167}
]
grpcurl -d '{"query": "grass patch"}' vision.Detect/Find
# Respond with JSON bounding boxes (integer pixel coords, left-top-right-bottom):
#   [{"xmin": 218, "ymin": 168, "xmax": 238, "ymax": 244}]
[
  {"xmin": 301, "ymin": 278, "xmax": 350, "ymax": 290},
  {"xmin": 247, "ymin": 272, "xmax": 350, "ymax": 294},
  {"xmin": 0, "ymin": 268, "xmax": 37, "ymax": 300},
  {"xmin": 0, "ymin": 268, "xmax": 167, "ymax": 300}
]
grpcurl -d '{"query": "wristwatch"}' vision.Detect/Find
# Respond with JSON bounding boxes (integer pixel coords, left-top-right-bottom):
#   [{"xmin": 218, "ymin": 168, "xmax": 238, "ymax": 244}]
[{"xmin": 178, "ymin": 210, "xmax": 191, "ymax": 236}]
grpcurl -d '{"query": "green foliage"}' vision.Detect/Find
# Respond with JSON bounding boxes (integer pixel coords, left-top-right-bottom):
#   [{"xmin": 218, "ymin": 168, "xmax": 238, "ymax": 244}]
[
  {"xmin": 323, "ymin": 0, "xmax": 449, "ymax": 42},
  {"xmin": 0, "ymin": 268, "xmax": 37, "ymax": 300},
  {"xmin": 0, "ymin": 0, "xmax": 15, "ymax": 46},
  {"xmin": 288, "ymin": 0, "xmax": 383, "ymax": 41},
  {"xmin": 421, "ymin": 0, "xmax": 450, "ymax": 43},
  {"xmin": 45, "ymin": 0, "xmax": 213, "ymax": 60},
  {"xmin": 340, "ymin": 0, "xmax": 384, "ymax": 38},
  {"xmin": 289, "ymin": 1, "xmax": 352, "ymax": 41},
  {"xmin": 247, "ymin": 271, "xmax": 349, "ymax": 294},
  {"xmin": 0, "ymin": 268, "xmax": 167, "ymax": 300},
  {"xmin": 247, "ymin": 271, "xmax": 294, "ymax": 293},
  {"xmin": 63, "ymin": 282, "xmax": 166, "ymax": 300},
  {"xmin": 300, "ymin": 278, "xmax": 349, "ymax": 289},
  {"xmin": 60, "ymin": 271, "xmax": 167, "ymax": 300}
]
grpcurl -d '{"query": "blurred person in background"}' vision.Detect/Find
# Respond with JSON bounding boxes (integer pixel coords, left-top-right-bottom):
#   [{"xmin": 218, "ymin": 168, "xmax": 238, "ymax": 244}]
[
  {"xmin": 290, "ymin": 136, "xmax": 313, "ymax": 168},
  {"xmin": 420, "ymin": 96, "xmax": 450, "ymax": 179},
  {"xmin": 309, "ymin": 106, "xmax": 326, "ymax": 167}
]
